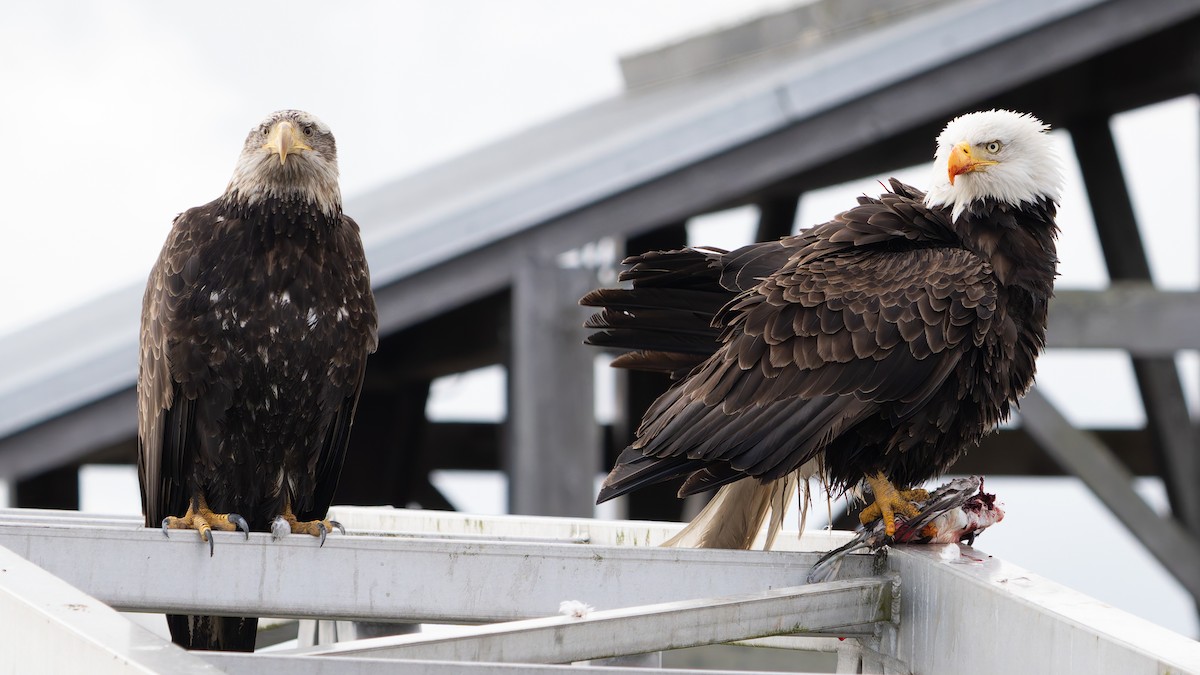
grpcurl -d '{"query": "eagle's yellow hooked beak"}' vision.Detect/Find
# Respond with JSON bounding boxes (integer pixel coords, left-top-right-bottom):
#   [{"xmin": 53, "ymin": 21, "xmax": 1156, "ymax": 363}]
[
  {"xmin": 948, "ymin": 142, "xmax": 998, "ymax": 185},
  {"xmin": 262, "ymin": 120, "xmax": 312, "ymax": 165}
]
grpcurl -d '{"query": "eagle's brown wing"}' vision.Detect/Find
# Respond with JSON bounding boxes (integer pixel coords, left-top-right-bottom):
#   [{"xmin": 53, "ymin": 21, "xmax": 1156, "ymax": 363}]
[
  {"xmin": 297, "ymin": 214, "xmax": 377, "ymax": 522},
  {"xmin": 598, "ymin": 192, "xmax": 998, "ymax": 501},
  {"xmin": 137, "ymin": 204, "xmax": 210, "ymax": 528}
]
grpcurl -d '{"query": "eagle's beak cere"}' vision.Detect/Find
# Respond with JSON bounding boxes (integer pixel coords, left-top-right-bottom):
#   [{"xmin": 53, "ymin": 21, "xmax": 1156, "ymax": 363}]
[
  {"xmin": 948, "ymin": 142, "xmax": 998, "ymax": 185},
  {"xmin": 262, "ymin": 120, "xmax": 312, "ymax": 165}
]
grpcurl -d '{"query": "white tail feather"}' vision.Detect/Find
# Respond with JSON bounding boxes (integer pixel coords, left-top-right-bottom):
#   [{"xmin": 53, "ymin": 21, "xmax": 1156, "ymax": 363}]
[{"xmin": 661, "ymin": 475, "xmax": 798, "ymax": 550}]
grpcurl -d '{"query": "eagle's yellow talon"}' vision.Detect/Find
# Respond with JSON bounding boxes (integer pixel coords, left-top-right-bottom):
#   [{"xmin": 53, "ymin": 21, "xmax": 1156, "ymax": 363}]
[
  {"xmin": 162, "ymin": 495, "xmax": 247, "ymax": 555},
  {"xmin": 859, "ymin": 472, "xmax": 923, "ymax": 536},
  {"xmin": 272, "ymin": 504, "xmax": 344, "ymax": 547}
]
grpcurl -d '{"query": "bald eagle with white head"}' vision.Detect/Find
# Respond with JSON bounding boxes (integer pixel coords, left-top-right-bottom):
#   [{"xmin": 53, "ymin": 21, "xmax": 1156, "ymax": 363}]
[
  {"xmin": 138, "ymin": 110, "xmax": 377, "ymax": 650},
  {"xmin": 583, "ymin": 110, "xmax": 1061, "ymax": 549}
]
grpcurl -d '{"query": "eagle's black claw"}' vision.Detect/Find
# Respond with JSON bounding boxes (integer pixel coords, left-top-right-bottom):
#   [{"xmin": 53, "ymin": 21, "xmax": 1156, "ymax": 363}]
[
  {"xmin": 161, "ymin": 517, "xmax": 171, "ymax": 538},
  {"xmin": 331, "ymin": 520, "xmax": 346, "ymax": 536},
  {"xmin": 230, "ymin": 513, "xmax": 250, "ymax": 540},
  {"xmin": 207, "ymin": 533, "xmax": 215, "ymax": 557},
  {"xmin": 317, "ymin": 521, "xmax": 328, "ymax": 548}
]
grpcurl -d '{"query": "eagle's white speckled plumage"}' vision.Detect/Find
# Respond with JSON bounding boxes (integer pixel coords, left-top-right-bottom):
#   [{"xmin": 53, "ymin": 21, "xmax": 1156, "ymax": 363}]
[{"xmin": 924, "ymin": 110, "xmax": 1063, "ymax": 221}]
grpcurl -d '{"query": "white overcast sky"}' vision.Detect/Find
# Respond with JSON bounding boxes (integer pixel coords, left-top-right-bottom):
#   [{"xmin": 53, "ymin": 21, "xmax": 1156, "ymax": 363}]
[
  {"xmin": 0, "ymin": 0, "xmax": 799, "ymax": 335},
  {"xmin": 3, "ymin": 1, "xmax": 1199, "ymax": 638}
]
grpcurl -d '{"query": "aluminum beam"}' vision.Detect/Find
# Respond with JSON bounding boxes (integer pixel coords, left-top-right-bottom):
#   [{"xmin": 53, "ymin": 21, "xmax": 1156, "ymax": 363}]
[
  {"xmin": 888, "ymin": 543, "xmax": 1200, "ymax": 675},
  {"xmin": 0, "ymin": 505, "xmax": 860, "ymax": 551},
  {"xmin": 325, "ymin": 504, "xmax": 857, "ymax": 552},
  {"xmin": 0, "ymin": 543, "xmax": 217, "ymax": 675},
  {"xmin": 201, "ymin": 652, "xmax": 827, "ymax": 675},
  {"xmin": 0, "ymin": 511, "xmax": 874, "ymax": 624},
  {"xmin": 2, "ymin": 508, "xmax": 1199, "ymax": 672},
  {"xmin": 294, "ymin": 580, "xmax": 895, "ymax": 662}
]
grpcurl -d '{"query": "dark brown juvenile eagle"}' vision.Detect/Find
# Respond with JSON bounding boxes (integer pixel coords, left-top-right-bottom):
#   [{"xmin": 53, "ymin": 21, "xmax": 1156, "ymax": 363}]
[
  {"xmin": 583, "ymin": 110, "xmax": 1061, "ymax": 549},
  {"xmin": 138, "ymin": 110, "xmax": 377, "ymax": 650}
]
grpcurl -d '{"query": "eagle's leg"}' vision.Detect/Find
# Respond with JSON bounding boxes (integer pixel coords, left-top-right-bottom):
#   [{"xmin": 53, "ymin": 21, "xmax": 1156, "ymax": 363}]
[
  {"xmin": 161, "ymin": 494, "xmax": 250, "ymax": 556},
  {"xmin": 270, "ymin": 503, "xmax": 345, "ymax": 547},
  {"xmin": 858, "ymin": 472, "xmax": 927, "ymax": 537}
]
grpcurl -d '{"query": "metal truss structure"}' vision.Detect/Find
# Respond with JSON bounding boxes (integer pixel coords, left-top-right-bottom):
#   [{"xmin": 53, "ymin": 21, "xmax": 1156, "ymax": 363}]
[{"xmin": 1, "ymin": 507, "xmax": 1196, "ymax": 674}]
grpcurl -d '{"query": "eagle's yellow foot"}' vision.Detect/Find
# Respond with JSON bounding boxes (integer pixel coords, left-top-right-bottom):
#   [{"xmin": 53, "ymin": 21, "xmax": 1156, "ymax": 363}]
[
  {"xmin": 270, "ymin": 507, "xmax": 345, "ymax": 547},
  {"xmin": 161, "ymin": 496, "xmax": 250, "ymax": 557},
  {"xmin": 858, "ymin": 473, "xmax": 926, "ymax": 537}
]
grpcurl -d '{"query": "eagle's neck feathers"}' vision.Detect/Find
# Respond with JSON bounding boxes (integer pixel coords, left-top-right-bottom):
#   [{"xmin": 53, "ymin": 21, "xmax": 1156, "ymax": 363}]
[
  {"xmin": 954, "ymin": 197, "xmax": 1059, "ymax": 297},
  {"xmin": 924, "ymin": 169, "xmax": 1060, "ymax": 224},
  {"xmin": 225, "ymin": 149, "xmax": 342, "ymax": 219}
]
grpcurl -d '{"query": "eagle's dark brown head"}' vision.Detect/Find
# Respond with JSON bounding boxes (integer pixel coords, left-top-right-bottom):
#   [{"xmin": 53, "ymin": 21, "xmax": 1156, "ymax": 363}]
[{"xmin": 225, "ymin": 109, "xmax": 342, "ymax": 217}]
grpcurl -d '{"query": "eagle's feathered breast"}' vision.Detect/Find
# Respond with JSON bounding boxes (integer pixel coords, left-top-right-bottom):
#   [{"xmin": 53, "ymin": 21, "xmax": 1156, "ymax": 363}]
[{"xmin": 141, "ymin": 194, "xmax": 376, "ymax": 528}]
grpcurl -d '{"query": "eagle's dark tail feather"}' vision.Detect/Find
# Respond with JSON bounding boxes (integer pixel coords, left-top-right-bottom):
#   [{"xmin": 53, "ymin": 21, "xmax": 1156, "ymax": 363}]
[
  {"xmin": 581, "ymin": 246, "xmax": 737, "ymax": 378},
  {"xmin": 167, "ymin": 614, "xmax": 258, "ymax": 652},
  {"xmin": 581, "ymin": 242, "xmax": 793, "ymax": 374}
]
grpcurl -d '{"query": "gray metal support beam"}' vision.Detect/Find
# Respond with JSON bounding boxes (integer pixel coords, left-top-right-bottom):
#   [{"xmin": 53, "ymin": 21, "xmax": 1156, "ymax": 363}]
[
  {"xmin": 1046, "ymin": 286, "xmax": 1200, "ymax": 353},
  {"xmin": 0, "ymin": 388, "xmax": 136, "ymax": 482},
  {"xmin": 0, "ymin": 543, "xmax": 216, "ymax": 675},
  {"xmin": 1069, "ymin": 115, "xmax": 1200, "ymax": 536},
  {"xmin": 0, "ymin": 511, "xmax": 873, "ymax": 624},
  {"xmin": 14, "ymin": 465, "xmax": 79, "ymax": 510},
  {"xmin": 507, "ymin": 259, "xmax": 599, "ymax": 517},
  {"xmin": 755, "ymin": 194, "xmax": 799, "ymax": 242},
  {"xmin": 2, "ymin": 508, "xmax": 1198, "ymax": 673},
  {"xmin": 887, "ymin": 542, "xmax": 1200, "ymax": 675},
  {"xmin": 202, "ymin": 652, "xmax": 815, "ymax": 675},
  {"xmin": 298, "ymin": 619, "xmax": 420, "ymax": 650},
  {"xmin": 295, "ymin": 580, "xmax": 896, "ymax": 662},
  {"xmin": 1018, "ymin": 388, "xmax": 1200, "ymax": 599}
]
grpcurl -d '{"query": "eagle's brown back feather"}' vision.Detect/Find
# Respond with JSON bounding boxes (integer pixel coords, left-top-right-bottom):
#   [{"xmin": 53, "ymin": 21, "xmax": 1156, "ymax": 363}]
[{"xmin": 590, "ymin": 179, "xmax": 1056, "ymax": 506}]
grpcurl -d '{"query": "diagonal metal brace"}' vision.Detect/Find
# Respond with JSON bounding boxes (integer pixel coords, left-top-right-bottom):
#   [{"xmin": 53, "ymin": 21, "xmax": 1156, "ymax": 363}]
[
  {"xmin": 295, "ymin": 577, "xmax": 899, "ymax": 664},
  {"xmin": 1019, "ymin": 387, "xmax": 1200, "ymax": 598}
]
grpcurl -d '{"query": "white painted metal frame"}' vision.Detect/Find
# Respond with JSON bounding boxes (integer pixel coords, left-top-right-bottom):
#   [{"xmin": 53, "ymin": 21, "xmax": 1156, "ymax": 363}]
[
  {"xmin": 1, "ymin": 507, "xmax": 1198, "ymax": 675},
  {"xmin": 0, "ymin": 510, "xmax": 872, "ymax": 624},
  {"xmin": 0, "ymin": 542, "xmax": 218, "ymax": 675},
  {"xmin": 291, "ymin": 579, "xmax": 894, "ymax": 661}
]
